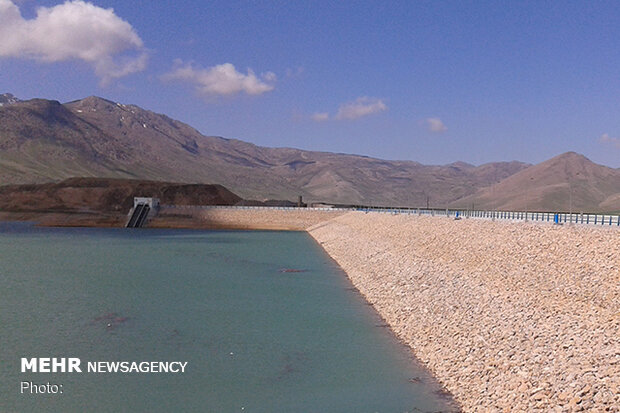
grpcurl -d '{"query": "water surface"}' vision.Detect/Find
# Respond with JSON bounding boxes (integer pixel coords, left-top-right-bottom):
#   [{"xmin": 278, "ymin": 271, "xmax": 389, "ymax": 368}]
[{"xmin": 0, "ymin": 223, "xmax": 456, "ymax": 412}]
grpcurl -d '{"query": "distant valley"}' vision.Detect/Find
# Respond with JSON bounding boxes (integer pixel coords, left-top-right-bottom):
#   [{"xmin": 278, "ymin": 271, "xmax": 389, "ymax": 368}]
[{"xmin": 1, "ymin": 93, "xmax": 619, "ymax": 212}]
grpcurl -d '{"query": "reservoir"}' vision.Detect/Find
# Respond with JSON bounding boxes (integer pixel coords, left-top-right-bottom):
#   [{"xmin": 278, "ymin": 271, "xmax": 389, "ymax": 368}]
[{"xmin": 0, "ymin": 224, "xmax": 456, "ymax": 412}]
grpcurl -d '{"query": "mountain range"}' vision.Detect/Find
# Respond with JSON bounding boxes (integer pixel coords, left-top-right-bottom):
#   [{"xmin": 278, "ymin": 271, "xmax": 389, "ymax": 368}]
[
  {"xmin": 451, "ymin": 152, "xmax": 620, "ymax": 212},
  {"xmin": 1, "ymin": 94, "xmax": 618, "ymax": 212}
]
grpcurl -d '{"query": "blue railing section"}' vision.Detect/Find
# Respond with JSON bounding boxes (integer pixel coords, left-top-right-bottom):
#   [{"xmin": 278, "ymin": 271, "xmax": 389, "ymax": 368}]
[{"xmin": 160, "ymin": 205, "xmax": 620, "ymax": 227}]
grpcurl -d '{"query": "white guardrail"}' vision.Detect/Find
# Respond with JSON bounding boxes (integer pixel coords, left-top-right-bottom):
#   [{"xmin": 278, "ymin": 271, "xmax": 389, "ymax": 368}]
[
  {"xmin": 160, "ymin": 205, "xmax": 620, "ymax": 227},
  {"xmin": 355, "ymin": 207, "xmax": 620, "ymax": 227},
  {"xmin": 161, "ymin": 205, "xmax": 341, "ymax": 212}
]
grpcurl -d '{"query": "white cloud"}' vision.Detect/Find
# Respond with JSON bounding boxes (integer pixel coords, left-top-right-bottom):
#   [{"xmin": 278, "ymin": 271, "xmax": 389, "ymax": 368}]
[
  {"xmin": 0, "ymin": 0, "xmax": 147, "ymax": 84},
  {"xmin": 162, "ymin": 60, "xmax": 276, "ymax": 97},
  {"xmin": 425, "ymin": 117, "xmax": 447, "ymax": 133},
  {"xmin": 599, "ymin": 133, "xmax": 620, "ymax": 149},
  {"xmin": 311, "ymin": 112, "xmax": 329, "ymax": 122},
  {"xmin": 335, "ymin": 97, "xmax": 387, "ymax": 120}
]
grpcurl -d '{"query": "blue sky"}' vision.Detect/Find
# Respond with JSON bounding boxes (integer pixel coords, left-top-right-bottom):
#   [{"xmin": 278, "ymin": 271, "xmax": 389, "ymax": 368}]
[{"xmin": 1, "ymin": 0, "xmax": 620, "ymax": 167}]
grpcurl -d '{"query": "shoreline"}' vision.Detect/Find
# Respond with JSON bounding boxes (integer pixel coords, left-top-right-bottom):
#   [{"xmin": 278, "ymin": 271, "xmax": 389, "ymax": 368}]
[{"xmin": 320, "ymin": 242, "xmax": 462, "ymax": 411}]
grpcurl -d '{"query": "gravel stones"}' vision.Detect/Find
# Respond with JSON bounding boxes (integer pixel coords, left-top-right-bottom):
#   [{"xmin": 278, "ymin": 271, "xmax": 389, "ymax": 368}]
[{"xmin": 309, "ymin": 212, "xmax": 619, "ymax": 412}]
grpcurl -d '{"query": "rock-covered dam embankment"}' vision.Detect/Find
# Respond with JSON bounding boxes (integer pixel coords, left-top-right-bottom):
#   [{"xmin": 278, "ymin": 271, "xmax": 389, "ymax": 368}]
[{"xmin": 308, "ymin": 212, "xmax": 619, "ymax": 412}]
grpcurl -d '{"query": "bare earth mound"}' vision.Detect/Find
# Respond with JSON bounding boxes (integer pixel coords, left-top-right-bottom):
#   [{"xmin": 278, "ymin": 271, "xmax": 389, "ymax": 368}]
[
  {"xmin": 309, "ymin": 212, "xmax": 619, "ymax": 412},
  {"xmin": 0, "ymin": 178, "xmax": 241, "ymax": 226}
]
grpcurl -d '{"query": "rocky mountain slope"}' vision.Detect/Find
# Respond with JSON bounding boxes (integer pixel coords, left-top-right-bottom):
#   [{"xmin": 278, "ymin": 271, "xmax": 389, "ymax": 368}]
[
  {"xmin": 0, "ymin": 93, "xmax": 20, "ymax": 106},
  {"xmin": 451, "ymin": 152, "xmax": 620, "ymax": 212},
  {"xmin": 0, "ymin": 95, "xmax": 530, "ymax": 207}
]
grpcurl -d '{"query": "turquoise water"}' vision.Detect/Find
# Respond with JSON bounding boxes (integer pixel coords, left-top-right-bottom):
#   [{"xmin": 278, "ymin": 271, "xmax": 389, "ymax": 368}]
[{"xmin": 0, "ymin": 224, "xmax": 456, "ymax": 412}]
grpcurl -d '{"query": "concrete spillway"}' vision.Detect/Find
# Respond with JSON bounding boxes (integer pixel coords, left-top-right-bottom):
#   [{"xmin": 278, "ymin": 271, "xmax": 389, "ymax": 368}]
[
  {"xmin": 126, "ymin": 204, "xmax": 151, "ymax": 228},
  {"xmin": 125, "ymin": 197, "xmax": 160, "ymax": 228}
]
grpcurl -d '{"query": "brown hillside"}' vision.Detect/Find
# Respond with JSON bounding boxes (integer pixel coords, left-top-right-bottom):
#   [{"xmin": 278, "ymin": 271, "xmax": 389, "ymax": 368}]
[{"xmin": 451, "ymin": 152, "xmax": 620, "ymax": 212}]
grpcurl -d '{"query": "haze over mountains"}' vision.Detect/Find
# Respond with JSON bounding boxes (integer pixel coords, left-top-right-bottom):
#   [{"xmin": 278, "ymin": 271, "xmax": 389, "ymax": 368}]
[{"xmin": 1, "ymin": 94, "xmax": 618, "ymax": 212}]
